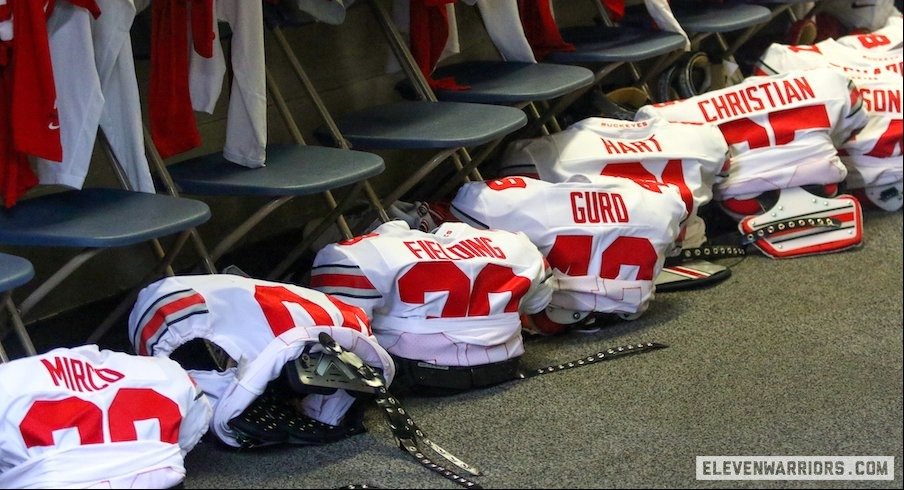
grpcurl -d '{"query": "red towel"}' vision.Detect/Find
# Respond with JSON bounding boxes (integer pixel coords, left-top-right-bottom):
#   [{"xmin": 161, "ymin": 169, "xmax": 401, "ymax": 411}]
[
  {"xmin": 0, "ymin": 0, "xmax": 61, "ymax": 207},
  {"xmin": 408, "ymin": 0, "xmax": 469, "ymax": 91},
  {"xmin": 148, "ymin": 0, "xmax": 214, "ymax": 159},
  {"xmin": 601, "ymin": 0, "xmax": 625, "ymax": 22},
  {"xmin": 517, "ymin": 0, "xmax": 575, "ymax": 60}
]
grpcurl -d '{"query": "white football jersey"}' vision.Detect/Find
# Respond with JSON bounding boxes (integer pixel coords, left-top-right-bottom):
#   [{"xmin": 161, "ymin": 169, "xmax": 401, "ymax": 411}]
[
  {"xmin": 499, "ymin": 115, "xmax": 729, "ymax": 248},
  {"xmin": 35, "ymin": 0, "xmax": 154, "ymax": 192},
  {"xmin": 0, "ymin": 345, "xmax": 211, "ymax": 489},
  {"xmin": 311, "ymin": 220, "xmax": 553, "ymax": 366},
  {"xmin": 0, "ymin": 0, "xmax": 12, "ymax": 41},
  {"xmin": 836, "ymin": 20, "xmax": 904, "ymax": 52},
  {"xmin": 756, "ymin": 39, "xmax": 903, "ymax": 77},
  {"xmin": 636, "ymin": 68, "xmax": 870, "ymax": 201},
  {"xmin": 816, "ymin": 0, "xmax": 898, "ymax": 31},
  {"xmin": 128, "ymin": 274, "xmax": 395, "ymax": 447},
  {"xmin": 190, "ymin": 0, "xmax": 267, "ymax": 168},
  {"xmin": 754, "ymin": 42, "xmax": 903, "ymax": 208},
  {"xmin": 450, "ymin": 175, "xmax": 687, "ymax": 318}
]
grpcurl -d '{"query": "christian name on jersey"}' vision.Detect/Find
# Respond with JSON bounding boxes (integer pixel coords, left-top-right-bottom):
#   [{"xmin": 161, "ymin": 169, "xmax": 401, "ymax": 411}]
[
  {"xmin": 694, "ymin": 76, "xmax": 817, "ymax": 122},
  {"xmin": 858, "ymin": 87, "xmax": 902, "ymax": 113},
  {"xmin": 41, "ymin": 356, "xmax": 125, "ymax": 393}
]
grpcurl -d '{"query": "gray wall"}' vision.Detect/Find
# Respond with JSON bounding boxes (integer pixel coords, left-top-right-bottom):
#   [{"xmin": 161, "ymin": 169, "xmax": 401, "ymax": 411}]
[{"xmin": 3, "ymin": 0, "xmax": 599, "ymax": 324}]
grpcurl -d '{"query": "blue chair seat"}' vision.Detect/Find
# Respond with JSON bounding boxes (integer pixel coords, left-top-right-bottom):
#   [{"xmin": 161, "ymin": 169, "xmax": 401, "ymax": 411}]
[
  {"xmin": 550, "ymin": 26, "xmax": 688, "ymax": 63},
  {"xmin": 431, "ymin": 62, "xmax": 595, "ymax": 104},
  {"xmin": 0, "ymin": 253, "xmax": 34, "ymax": 293},
  {"xmin": 331, "ymin": 101, "xmax": 527, "ymax": 150},
  {"xmin": 168, "ymin": 145, "xmax": 385, "ymax": 196},
  {"xmin": 673, "ymin": 3, "xmax": 772, "ymax": 33},
  {"xmin": 0, "ymin": 189, "xmax": 210, "ymax": 248}
]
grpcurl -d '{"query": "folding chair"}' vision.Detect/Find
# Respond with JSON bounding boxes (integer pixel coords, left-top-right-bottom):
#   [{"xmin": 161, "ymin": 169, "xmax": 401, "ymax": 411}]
[
  {"xmin": 427, "ymin": 4, "xmax": 596, "ymax": 136},
  {"xmin": 153, "ymin": 74, "xmax": 387, "ymax": 282},
  {"xmin": 0, "ymin": 253, "xmax": 35, "ymax": 362},
  {"xmin": 265, "ymin": 0, "xmax": 528, "ymax": 231},
  {"xmin": 125, "ymin": 6, "xmax": 390, "ymax": 285},
  {"xmin": 649, "ymin": 1, "xmax": 773, "ymax": 99},
  {"xmin": 734, "ymin": 0, "xmax": 823, "ymax": 47},
  {"xmin": 515, "ymin": 0, "xmax": 689, "ymax": 136},
  {"xmin": 0, "ymin": 169, "xmax": 211, "ymax": 345}
]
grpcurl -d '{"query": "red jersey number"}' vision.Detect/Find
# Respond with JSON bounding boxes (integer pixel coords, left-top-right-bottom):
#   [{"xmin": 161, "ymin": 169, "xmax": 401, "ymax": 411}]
[
  {"xmin": 547, "ymin": 235, "xmax": 658, "ymax": 280},
  {"xmin": 600, "ymin": 159, "xmax": 694, "ymax": 215},
  {"xmin": 718, "ymin": 104, "xmax": 831, "ymax": 150},
  {"xmin": 20, "ymin": 388, "xmax": 182, "ymax": 448},
  {"xmin": 254, "ymin": 285, "xmax": 372, "ymax": 336},
  {"xmin": 398, "ymin": 262, "xmax": 531, "ymax": 317}
]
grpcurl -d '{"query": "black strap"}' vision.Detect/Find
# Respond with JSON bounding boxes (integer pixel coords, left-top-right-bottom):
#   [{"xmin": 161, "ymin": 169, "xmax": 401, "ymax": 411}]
[
  {"xmin": 317, "ymin": 333, "xmax": 484, "ymax": 489},
  {"xmin": 741, "ymin": 217, "xmax": 841, "ymax": 246},
  {"xmin": 392, "ymin": 356, "xmax": 521, "ymax": 393},
  {"xmin": 316, "ymin": 334, "xmax": 668, "ymax": 489},
  {"xmin": 665, "ymin": 244, "xmax": 747, "ymax": 265},
  {"xmin": 515, "ymin": 342, "xmax": 668, "ymax": 381}
]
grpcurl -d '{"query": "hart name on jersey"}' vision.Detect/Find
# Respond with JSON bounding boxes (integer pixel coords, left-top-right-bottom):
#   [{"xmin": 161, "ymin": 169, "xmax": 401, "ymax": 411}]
[{"xmin": 600, "ymin": 135, "xmax": 663, "ymax": 155}]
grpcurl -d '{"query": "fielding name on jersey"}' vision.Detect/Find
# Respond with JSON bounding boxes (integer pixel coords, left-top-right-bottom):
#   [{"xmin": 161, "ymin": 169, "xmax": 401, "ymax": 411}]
[
  {"xmin": 698, "ymin": 77, "xmax": 816, "ymax": 122},
  {"xmin": 403, "ymin": 237, "xmax": 507, "ymax": 261},
  {"xmin": 41, "ymin": 357, "xmax": 125, "ymax": 393},
  {"xmin": 571, "ymin": 191, "xmax": 629, "ymax": 224}
]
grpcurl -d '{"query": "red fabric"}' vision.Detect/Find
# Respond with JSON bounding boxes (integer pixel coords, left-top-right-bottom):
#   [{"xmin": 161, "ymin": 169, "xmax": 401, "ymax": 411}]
[
  {"xmin": 190, "ymin": 0, "xmax": 214, "ymax": 58},
  {"xmin": 10, "ymin": 0, "xmax": 62, "ymax": 163},
  {"xmin": 601, "ymin": 0, "xmax": 625, "ymax": 22},
  {"xmin": 0, "ymin": 0, "xmax": 61, "ymax": 207},
  {"xmin": 517, "ymin": 0, "xmax": 574, "ymax": 61},
  {"xmin": 1, "ymin": 44, "xmax": 39, "ymax": 208},
  {"xmin": 409, "ymin": 0, "xmax": 469, "ymax": 91},
  {"xmin": 148, "ymin": 0, "xmax": 214, "ymax": 159}
]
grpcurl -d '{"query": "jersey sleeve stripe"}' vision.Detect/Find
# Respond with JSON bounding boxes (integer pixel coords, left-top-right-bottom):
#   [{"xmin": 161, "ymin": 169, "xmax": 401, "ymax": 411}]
[
  {"xmin": 137, "ymin": 292, "xmax": 207, "ymax": 356},
  {"xmin": 311, "ymin": 286, "xmax": 383, "ymax": 300},
  {"xmin": 449, "ymin": 204, "xmax": 490, "ymax": 229},
  {"xmin": 310, "ymin": 273, "xmax": 376, "ymax": 290}
]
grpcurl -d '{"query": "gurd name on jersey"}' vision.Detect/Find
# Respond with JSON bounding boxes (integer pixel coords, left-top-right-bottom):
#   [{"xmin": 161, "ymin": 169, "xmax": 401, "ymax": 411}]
[
  {"xmin": 698, "ymin": 77, "xmax": 815, "ymax": 122},
  {"xmin": 858, "ymin": 88, "xmax": 902, "ymax": 113},
  {"xmin": 600, "ymin": 135, "xmax": 662, "ymax": 155},
  {"xmin": 41, "ymin": 357, "xmax": 125, "ymax": 393},
  {"xmin": 403, "ymin": 237, "xmax": 507, "ymax": 261},
  {"xmin": 571, "ymin": 191, "xmax": 630, "ymax": 224}
]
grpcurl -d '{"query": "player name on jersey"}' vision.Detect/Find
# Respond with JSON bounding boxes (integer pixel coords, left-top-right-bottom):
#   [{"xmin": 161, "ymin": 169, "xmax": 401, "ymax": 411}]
[
  {"xmin": 695, "ymin": 77, "xmax": 816, "ymax": 122},
  {"xmin": 402, "ymin": 236, "xmax": 506, "ymax": 261},
  {"xmin": 570, "ymin": 191, "xmax": 630, "ymax": 224},
  {"xmin": 858, "ymin": 87, "xmax": 901, "ymax": 112},
  {"xmin": 599, "ymin": 135, "xmax": 662, "ymax": 154},
  {"xmin": 41, "ymin": 356, "xmax": 125, "ymax": 393}
]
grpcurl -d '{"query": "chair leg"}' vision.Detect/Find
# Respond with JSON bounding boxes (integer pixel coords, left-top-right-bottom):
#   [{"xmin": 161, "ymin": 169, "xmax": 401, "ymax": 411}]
[
  {"xmin": 267, "ymin": 181, "xmax": 369, "ymax": 282},
  {"xmin": 2, "ymin": 292, "xmax": 36, "ymax": 359},
  {"xmin": 209, "ymin": 196, "xmax": 295, "ymax": 264},
  {"xmin": 18, "ymin": 249, "xmax": 103, "ymax": 320},
  {"xmin": 86, "ymin": 230, "xmax": 194, "ymax": 344}
]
